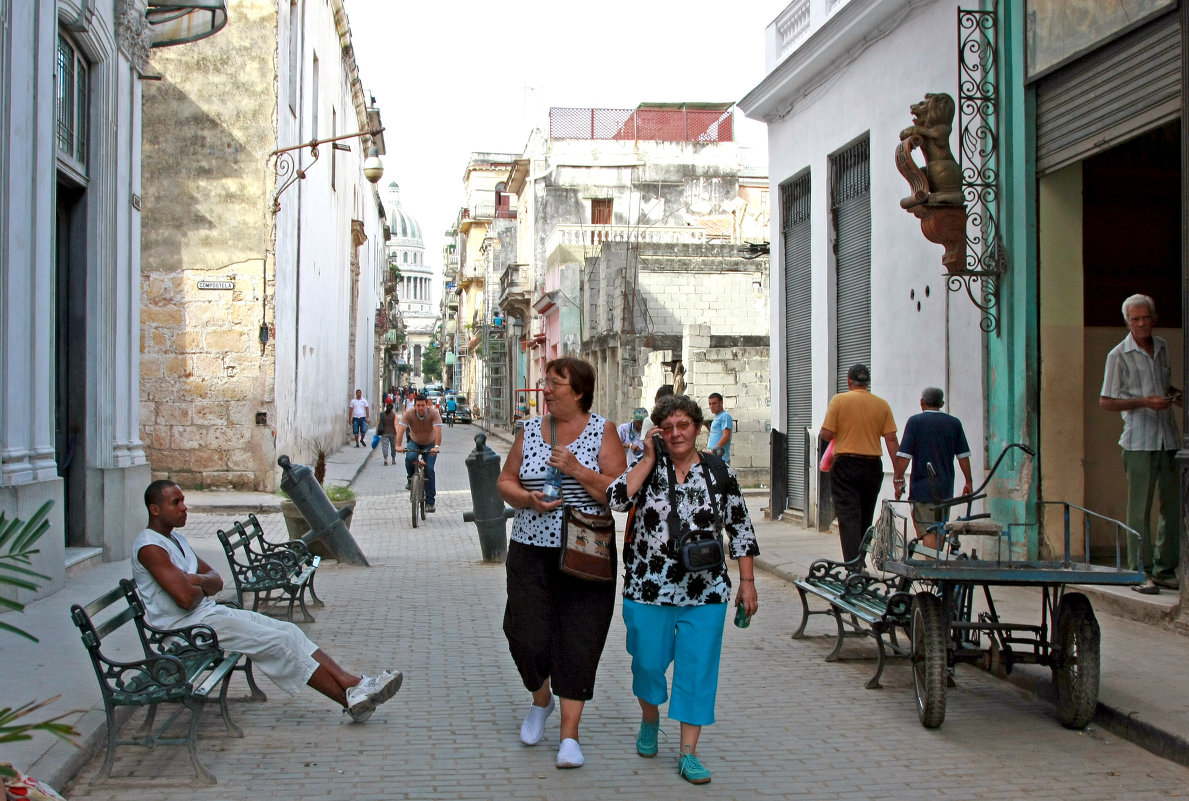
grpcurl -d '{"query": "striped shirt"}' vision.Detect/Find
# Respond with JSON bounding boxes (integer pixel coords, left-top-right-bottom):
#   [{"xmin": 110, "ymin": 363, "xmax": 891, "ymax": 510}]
[{"xmin": 1101, "ymin": 332, "xmax": 1180, "ymax": 450}]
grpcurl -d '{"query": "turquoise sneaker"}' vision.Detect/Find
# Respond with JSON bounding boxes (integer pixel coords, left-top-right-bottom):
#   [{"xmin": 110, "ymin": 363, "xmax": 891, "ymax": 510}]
[
  {"xmin": 678, "ymin": 745, "xmax": 711, "ymax": 785},
  {"xmin": 636, "ymin": 718, "xmax": 660, "ymax": 757}
]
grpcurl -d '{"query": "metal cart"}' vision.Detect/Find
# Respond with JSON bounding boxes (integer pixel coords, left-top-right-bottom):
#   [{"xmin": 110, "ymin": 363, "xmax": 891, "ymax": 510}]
[{"xmin": 877, "ymin": 444, "xmax": 1144, "ymax": 729}]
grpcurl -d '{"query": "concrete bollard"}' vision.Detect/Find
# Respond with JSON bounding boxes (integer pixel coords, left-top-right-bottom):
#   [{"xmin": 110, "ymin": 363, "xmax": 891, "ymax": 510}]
[
  {"xmin": 462, "ymin": 433, "xmax": 515, "ymax": 563},
  {"xmin": 278, "ymin": 455, "xmax": 369, "ymax": 566}
]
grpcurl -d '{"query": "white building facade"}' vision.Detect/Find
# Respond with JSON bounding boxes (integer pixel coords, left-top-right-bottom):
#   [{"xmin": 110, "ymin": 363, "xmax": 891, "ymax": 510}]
[
  {"xmin": 0, "ymin": 1, "xmax": 213, "ymax": 599},
  {"xmin": 740, "ymin": 0, "xmax": 985, "ymax": 523}
]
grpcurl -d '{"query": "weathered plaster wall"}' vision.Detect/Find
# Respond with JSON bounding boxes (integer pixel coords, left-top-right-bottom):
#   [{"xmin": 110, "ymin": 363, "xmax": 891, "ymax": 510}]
[
  {"xmin": 141, "ymin": 0, "xmax": 277, "ymax": 490},
  {"xmin": 758, "ymin": 0, "xmax": 984, "ymax": 514}
]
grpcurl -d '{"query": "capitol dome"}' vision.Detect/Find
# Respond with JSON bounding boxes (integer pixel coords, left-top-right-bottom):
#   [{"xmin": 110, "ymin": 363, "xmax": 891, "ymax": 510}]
[{"xmin": 386, "ymin": 182, "xmax": 422, "ymax": 244}]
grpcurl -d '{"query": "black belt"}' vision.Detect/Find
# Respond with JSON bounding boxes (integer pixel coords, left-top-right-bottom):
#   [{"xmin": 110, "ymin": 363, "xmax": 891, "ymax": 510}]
[{"xmin": 836, "ymin": 453, "xmax": 881, "ymax": 460}]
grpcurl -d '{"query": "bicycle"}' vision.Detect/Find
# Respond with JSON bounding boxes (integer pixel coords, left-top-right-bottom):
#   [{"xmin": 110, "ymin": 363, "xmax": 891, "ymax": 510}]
[{"xmin": 409, "ymin": 453, "xmax": 427, "ymax": 527}]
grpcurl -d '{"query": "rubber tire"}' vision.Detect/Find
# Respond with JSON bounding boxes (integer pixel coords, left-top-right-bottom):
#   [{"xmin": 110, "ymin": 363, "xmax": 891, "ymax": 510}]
[
  {"xmin": 912, "ymin": 592, "xmax": 948, "ymax": 729},
  {"xmin": 1053, "ymin": 592, "xmax": 1100, "ymax": 729},
  {"xmin": 410, "ymin": 475, "xmax": 423, "ymax": 529}
]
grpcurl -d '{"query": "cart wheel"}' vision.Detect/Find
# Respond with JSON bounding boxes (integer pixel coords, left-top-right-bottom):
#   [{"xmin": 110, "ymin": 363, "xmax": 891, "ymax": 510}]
[
  {"xmin": 912, "ymin": 592, "xmax": 947, "ymax": 728},
  {"xmin": 1053, "ymin": 592, "xmax": 1100, "ymax": 729}
]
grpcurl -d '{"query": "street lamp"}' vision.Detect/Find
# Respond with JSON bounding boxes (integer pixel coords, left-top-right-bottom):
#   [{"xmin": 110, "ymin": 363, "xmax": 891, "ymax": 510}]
[
  {"xmin": 270, "ymin": 127, "xmax": 386, "ymax": 212},
  {"xmin": 511, "ymin": 314, "xmax": 524, "ymax": 341}
]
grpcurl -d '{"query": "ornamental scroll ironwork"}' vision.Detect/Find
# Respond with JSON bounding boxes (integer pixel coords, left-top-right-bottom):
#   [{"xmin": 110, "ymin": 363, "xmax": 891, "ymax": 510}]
[
  {"xmin": 956, "ymin": 7, "xmax": 1003, "ymax": 335},
  {"xmin": 271, "ymin": 146, "xmax": 320, "ymax": 214}
]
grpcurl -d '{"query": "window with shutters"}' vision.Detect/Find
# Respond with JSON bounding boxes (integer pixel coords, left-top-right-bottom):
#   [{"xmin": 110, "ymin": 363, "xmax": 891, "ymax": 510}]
[
  {"xmin": 781, "ymin": 171, "xmax": 812, "ymax": 511},
  {"xmin": 830, "ymin": 138, "xmax": 871, "ymax": 394},
  {"xmin": 591, "ymin": 198, "xmax": 612, "ymax": 226}
]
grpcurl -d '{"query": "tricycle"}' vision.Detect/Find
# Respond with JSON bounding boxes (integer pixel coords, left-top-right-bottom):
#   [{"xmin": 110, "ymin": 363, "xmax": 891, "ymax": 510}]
[{"xmin": 876, "ymin": 443, "xmax": 1144, "ymax": 729}]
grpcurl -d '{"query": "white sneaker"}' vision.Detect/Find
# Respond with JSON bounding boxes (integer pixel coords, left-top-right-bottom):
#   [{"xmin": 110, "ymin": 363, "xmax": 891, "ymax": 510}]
[
  {"xmin": 519, "ymin": 698, "xmax": 555, "ymax": 745},
  {"xmin": 345, "ymin": 684, "xmax": 376, "ymax": 723},
  {"xmin": 556, "ymin": 737, "xmax": 584, "ymax": 769},
  {"xmin": 345, "ymin": 671, "xmax": 403, "ymax": 723},
  {"xmin": 358, "ymin": 670, "xmax": 403, "ymax": 704}
]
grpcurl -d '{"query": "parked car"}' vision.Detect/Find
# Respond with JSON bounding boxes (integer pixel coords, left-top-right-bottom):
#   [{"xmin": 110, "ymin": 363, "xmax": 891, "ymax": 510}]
[
  {"xmin": 453, "ymin": 395, "xmax": 473, "ymax": 424},
  {"xmin": 424, "ymin": 389, "xmax": 443, "ymax": 408}
]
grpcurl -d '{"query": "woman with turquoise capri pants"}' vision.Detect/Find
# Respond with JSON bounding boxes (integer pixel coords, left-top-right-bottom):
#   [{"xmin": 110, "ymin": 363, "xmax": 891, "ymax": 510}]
[{"xmin": 606, "ymin": 394, "xmax": 759, "ymax": 786}]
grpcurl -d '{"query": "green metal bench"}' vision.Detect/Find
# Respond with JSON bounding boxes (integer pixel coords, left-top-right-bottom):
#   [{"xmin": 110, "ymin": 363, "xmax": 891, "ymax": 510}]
[
  {"xmin": 792, "ymin": 529, "xmax": 915, "ymax": 689},
  {"xmin": 217, "ymin": 515, "xmax": 321, "ymax": 622},
  {"xmin": 70, "ymin": 579, "xmax": 265, "ymax": 786}
]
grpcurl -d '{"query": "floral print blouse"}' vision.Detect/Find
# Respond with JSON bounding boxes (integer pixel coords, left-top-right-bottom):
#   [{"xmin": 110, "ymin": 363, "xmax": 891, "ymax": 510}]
[{"xmin": 607, "ymin": 457, "xmax": 759, "ymax": 606}]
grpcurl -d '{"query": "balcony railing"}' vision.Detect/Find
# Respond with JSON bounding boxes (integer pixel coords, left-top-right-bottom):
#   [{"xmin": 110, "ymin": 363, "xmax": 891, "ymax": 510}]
[{"xmin": 545, "ymin": 224, "xmax": 707, "ymax": 255}]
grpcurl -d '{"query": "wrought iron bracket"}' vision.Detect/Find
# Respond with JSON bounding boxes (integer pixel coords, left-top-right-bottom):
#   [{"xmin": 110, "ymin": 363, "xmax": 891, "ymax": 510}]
[
  {"xmin": 955, "ymin": 6, "xmax": 1003, "ymax": 335},
  {"xmin": 269, "ymin": 127, "xmax": 384, "ymax": 213}
]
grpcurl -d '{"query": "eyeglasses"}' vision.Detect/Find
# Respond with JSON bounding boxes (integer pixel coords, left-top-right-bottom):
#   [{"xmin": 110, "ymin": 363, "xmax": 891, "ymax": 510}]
[
  {"xmin": 544, "ymin": 378, "xmax": 570, "ymax": 389},
  {"xmin": 658, "ymin": 419, "xmax": 695, "ymax": 435}
]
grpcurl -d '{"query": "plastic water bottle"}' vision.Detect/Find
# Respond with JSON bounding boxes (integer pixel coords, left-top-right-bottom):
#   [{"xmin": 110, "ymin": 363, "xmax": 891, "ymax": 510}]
[{"xmin": 542, "ymin": 464, "xmax": 564, "ymax": 502}]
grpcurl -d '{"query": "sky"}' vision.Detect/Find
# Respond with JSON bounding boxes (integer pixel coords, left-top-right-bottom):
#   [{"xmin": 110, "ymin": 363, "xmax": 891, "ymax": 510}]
[{"xmin": 343, "ymin": 0, "xmax": 780, "ymax": 272}]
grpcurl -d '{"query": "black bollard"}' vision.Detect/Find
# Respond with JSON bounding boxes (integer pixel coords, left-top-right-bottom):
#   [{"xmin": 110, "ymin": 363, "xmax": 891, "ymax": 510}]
[
  {"xmin": 463, "ymin": 433, "xmax": 515, "ymax": 562},
  {"xmin": 278, "ymin": 455, "xmax": 369, "ymax": 566}
]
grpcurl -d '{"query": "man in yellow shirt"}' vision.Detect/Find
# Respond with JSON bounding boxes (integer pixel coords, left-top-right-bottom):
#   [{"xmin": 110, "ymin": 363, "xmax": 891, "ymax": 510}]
[{"xmin": 820, "ymin": 364, "xmax": 899, "ymax": 563}]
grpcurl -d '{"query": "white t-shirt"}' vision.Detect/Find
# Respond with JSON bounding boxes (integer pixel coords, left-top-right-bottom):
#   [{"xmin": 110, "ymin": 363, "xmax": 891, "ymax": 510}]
[
  {"xmin": 349, "ymin": 397, "xmax": 369, "ymax": 418},
  {"xmin": 131, "ymin": 528, "xmax": 217, "ymax": 630}
]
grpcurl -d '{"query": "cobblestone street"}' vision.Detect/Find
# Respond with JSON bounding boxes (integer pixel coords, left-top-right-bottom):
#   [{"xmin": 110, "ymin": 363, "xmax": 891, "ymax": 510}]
[{"xmin": 61, "ymin": 424, "xmax": 1189, "ymax": 800}]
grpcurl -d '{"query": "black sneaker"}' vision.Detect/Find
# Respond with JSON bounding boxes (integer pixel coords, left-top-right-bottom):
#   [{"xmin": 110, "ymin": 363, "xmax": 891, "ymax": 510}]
[
  {"xmin": 426, "ymin": 504, "xmax": 435, "ymax": 513},
  {"xmin": 405, "ymin": 480, "xmax": 411, "ymax": 490}
]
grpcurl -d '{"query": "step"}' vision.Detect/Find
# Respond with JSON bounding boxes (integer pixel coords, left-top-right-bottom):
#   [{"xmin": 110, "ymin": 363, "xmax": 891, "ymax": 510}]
[{"xmin": 64, "ymin": 546, "xmax": 104, "ymax": 578}]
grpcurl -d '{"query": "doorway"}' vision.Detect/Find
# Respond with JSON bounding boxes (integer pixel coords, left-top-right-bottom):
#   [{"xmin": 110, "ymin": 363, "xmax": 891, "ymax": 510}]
[
  {"xmin": 56, "ymin": 179, "xmax": 88, "ymax": 548},
  {"xmin": 1039, "ymin": 120, "xmax": 1182, "ymax": 560}
]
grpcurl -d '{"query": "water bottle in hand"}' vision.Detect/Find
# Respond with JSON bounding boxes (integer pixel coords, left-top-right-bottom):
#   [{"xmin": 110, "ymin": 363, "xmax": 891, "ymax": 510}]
[{"xmin": 542, "ymin": 463, "xmax": 564, "ymax": 502}]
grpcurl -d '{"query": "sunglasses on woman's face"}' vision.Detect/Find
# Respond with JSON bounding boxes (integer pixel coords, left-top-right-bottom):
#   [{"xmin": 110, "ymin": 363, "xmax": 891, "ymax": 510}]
[{"xmin": 658, "ymin": 419, "xmax": 695, "ymax": 436}]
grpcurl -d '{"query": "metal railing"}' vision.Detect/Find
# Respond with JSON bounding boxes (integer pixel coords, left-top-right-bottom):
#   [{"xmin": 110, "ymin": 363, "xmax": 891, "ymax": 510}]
[{"xmin": 549, "ymin": 106, "xmax": 733, "ymax": 142}]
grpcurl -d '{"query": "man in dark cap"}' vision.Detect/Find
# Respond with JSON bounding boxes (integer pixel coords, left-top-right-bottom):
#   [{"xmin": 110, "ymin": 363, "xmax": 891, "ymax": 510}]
[{"xmin": 820, "ymin": 364, "xmax": 899, "ymax": 562}]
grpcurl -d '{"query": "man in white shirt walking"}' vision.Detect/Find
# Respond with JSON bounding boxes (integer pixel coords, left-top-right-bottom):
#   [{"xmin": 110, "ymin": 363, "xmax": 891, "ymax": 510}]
[{"xmin": 349, "ymin": 389, "xmax": 370, "ymax": 447}]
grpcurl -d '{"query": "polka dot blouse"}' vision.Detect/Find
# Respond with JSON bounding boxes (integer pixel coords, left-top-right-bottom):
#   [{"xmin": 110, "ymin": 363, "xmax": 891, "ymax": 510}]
[{"xmin": 511, "ymin": 414, "xmax": 611, "ymax": 548}]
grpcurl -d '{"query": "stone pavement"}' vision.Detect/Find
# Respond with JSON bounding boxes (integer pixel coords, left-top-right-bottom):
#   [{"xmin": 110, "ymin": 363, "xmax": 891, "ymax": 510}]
[{"xmin": 3, "ymin": 422, "xmax": 1188, "ymax": 799}]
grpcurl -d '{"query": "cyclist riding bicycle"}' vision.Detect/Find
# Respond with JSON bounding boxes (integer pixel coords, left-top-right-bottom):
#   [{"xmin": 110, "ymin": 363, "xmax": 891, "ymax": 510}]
[
  {"xmin": 444, "ymin": 394, "xmax": 458, "ymax": 426},
  {"xmin": 394, "ymin": 393, "xmax": 442, "ymax": 513}
]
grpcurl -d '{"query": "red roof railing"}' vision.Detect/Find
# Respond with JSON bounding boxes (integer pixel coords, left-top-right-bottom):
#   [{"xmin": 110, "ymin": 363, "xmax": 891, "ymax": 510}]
[{"xmin": 549, "ymin": 105, "xmax": 733, "ymax": 143}]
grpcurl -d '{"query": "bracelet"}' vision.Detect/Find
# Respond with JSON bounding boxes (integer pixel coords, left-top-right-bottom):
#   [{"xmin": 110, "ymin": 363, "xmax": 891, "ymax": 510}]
[{"xmin": 740, "ymin": 577, "xmax": 755, "ymax": 582}]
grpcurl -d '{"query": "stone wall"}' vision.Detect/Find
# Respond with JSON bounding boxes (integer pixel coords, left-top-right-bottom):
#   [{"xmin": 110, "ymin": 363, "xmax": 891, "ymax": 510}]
[
  {"xmin": 140, "ymin": 264, "xmax": 272, "ymax": 490},
  {"xmin": 140, "ymin": 0, "xmax": 277, "ymax": 490}
]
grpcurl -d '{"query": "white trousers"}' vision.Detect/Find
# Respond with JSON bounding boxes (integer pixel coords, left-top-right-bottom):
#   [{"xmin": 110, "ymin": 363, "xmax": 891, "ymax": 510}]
[{"xmin": 198, "ymin": 606, "xmax": 320, "ymax": 696}]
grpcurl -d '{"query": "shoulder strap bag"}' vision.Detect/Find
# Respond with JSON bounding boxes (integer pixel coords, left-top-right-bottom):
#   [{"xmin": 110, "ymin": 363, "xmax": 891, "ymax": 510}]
[{"xmin": 551, "ymin": 414, "xmax": 617, "ymax": 582}]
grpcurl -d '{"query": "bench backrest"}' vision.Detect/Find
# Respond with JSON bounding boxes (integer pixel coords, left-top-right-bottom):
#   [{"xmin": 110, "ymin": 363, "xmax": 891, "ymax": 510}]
[{"xmin": 70, "ymin": 579, "xmax": 153, "ymax": 670}]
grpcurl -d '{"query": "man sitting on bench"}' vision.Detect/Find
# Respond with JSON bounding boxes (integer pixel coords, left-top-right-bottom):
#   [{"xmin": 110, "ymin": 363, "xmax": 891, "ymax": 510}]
[{"xmin": 132, "ymin": 480, "xmax": 402, "ymax": 722}]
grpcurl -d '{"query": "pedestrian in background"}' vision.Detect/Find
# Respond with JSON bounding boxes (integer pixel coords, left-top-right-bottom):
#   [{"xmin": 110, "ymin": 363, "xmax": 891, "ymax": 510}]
[
  {"xmin": 496, "ymin": 357, "xmax": 626, "ymax": 770},
  {"xmin": 705, "ymin": 392, "xmax": 734, "ymax": 463},
  {"xmin": 378, "ymin": 402, "xmax": 398, "ymax": 466},
  {"xmin": 820, "ymin": 364, "xmax": 899, "ymax": 563},
  {"xmin": 618, "ymin": 407, "xmax": 648, "ymax": 467},
  {"xmin": 1100, "ymin": 293, "xmax": 1182, "ymax": 594},
  {"xmin": 893, "ymin": 387, "xmax": 972, "ymax": 548},
  {"xmin": 349, "ymin": 389, "xmax": 369, "ymax": 448},
  {"xmin": 607, "ymin": 394, "xmax": 759, "ymax": 785}
]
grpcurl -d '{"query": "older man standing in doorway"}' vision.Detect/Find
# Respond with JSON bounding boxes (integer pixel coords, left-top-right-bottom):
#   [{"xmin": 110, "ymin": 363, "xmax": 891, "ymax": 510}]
[
  {"xmin": 820, "ymin": 364, "xmax": 899, "ymax": 563},
  {"xmin": 1100, "ymin": 293, "xmax": 1182, "ymax": 594}
]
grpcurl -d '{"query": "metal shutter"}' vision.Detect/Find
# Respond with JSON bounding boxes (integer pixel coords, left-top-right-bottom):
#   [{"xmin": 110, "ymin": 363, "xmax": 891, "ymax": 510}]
[
  {"xmin": 782, "ymin": 173, "xmax": 812, "ymax": 511},
  {"xmin": 1036, "ymin": 11, "xmax": 1180, "ymax": 176},
  {"xmin": 832, "ymin": 139, "xmax": 872, "ymax": 394}
]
